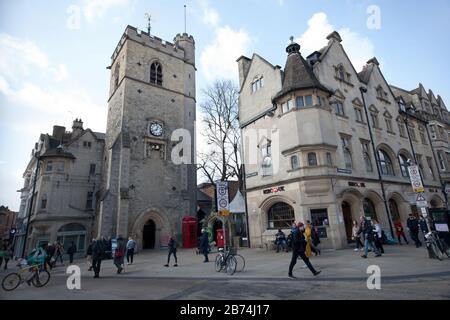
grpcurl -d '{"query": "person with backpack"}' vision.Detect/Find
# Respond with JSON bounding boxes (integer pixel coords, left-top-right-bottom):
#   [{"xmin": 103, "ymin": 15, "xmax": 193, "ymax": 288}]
[
  {"xmin": 113, "ymin": 236, "xmax": 126, "ymax": 274},
  {"xmin": 164, "ymin": 235, "xmax": 178, "ymax": 267},
  {"xmin": 288, "ymin": 222, "xmax": 321, "ymax": 278},
  {"xmin": 92, "ymin": 237, "xmax": 107, "ymax": 278},
  {"xmin": 67, "ymin": 242, "xmax": 77, "ymax": 264},
  {"xmin": 126, "ymin": 236, "xmax": 136, "ymax": 265}
]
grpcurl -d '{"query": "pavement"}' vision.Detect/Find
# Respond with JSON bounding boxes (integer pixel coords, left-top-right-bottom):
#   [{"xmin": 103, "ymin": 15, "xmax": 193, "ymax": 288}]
[{"xmin": 1, "ymin": 244, "xmax": 450, "ymax": 300}]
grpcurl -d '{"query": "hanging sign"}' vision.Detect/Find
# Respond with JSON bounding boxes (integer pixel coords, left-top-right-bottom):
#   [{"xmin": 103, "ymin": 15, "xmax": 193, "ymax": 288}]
[
  {"xmin": 216, "ymin": 181, "xmax": 230, "ymax": 216},
  {"xmin": 408, "ymin": 165, "xmax": 424, "ymax": 193}
]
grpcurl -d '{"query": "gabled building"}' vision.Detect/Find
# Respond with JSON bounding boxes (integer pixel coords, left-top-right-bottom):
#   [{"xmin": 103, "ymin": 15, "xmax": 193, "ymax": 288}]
[
  {"xmin": 15, "ymin": 119, "xmax": 105, "ymax": 256},
  {"xmin": 238, "ymin": 32, "xmax": 446, "ymax": 249}
]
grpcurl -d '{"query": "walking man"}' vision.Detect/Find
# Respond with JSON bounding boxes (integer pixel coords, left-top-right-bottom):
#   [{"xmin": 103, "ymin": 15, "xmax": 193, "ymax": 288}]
[
  {"xmin": 200, "ymin": 229, "xmax": 210, "ymax": 262},
  {"xmin": 67, "ymin": 241, "xmax": 77, "ymax": 264},
  {"xmin": 126, "ymin": 236, "xmax": 136, "ymax": 265},
  {"xmin": 359, "ymin": 217, "xmax": 381, "ymax": 258},
  {"xmin": 164, "ymin": 235, "xmax": 178, "ymax": 267},
  {"xmin": 407, "ymin": 214, "xmax": 422, "ymax": 248},
  {"xmin": 92, "ymin": 237, "xmax": 106, "ymax": 278},
  {"xmin": 55, "ymin": 241, "xmax": 64, "ymax": 265},
  {"xmin": 86, "ymin": 239, "xmax": 95, "ymax": 271},
  {"xmin": 288, "ymin": 222, "xmax": 321, "ymax": 278}
]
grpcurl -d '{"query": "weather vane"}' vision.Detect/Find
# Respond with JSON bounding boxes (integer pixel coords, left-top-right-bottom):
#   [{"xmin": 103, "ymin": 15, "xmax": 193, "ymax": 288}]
[{"xmin": 145, "ymin": 13, "xmax": 152, "ymax": 35}]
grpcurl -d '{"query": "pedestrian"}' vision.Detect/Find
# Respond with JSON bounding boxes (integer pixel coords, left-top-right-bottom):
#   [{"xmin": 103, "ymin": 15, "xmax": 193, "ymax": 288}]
[
  {"xmin": 67, "ymin": 241, "xmax": 77, "ymax": 264},
  {"xmin": 359, "ymin": 216, "xmax": 381, "ymax": 258},
  {"xmin": 394, "ymin": 219, "xmax": 409, "ymax": 245},
  {"xmin": 418, "ymin": 216, "xmax": 429, "ymax": 242},
  {"xmin": 275, "ymin": 229, "xmax": 287, "ymax": 253},
  {"xmin": 306, "ymin": 220, "xmax": 321, "ymax": 256},
  {"xmin": 86, "ymin": 239, "xmax": 95, "ymax": 271},
  {"xmin": 92, "ymin": 237, "xmax": 107, "ymax": 278},
  {"xmin": 126, "ymin": 236, "xmax": 136, "ymax": 265},
  {"xmin": 55, "ymin": 241, "xmax": 64, "ymax": 265},
  {"xmin": 45, "ymin": 242, "xmax": 56, "ymax": 270},
  {"xmin": 164, "ymin": 235, "xmax": 178, "ymax": 267},
  {"xmin": 372, "ymin": 219, "xmax": 385, "ymax": 254},
  {"xmin": 288, "ymin": 222, "xmax": 321, "ymax": 278},
  {"xmin": 352, "ymin": 220, "xmax": 364, "ymax": 251},
  {"xmin": 200, "ymin": 229, "xmax": 210, "ymax": 262},
  {"xmin": 0, "ymin": 242, "xmax": 12, "ymax": 270},
  {"xmin": 407, "ymin": 214, "xmax": 422, "ymax": 248},
  {"xmin": 113, "ymin": 236, "xmax": 126, "ymax": 274}
]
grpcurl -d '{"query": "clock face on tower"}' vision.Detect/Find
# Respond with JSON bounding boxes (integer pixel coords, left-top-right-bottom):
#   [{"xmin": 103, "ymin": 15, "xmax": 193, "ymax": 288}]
[{"xmin": 149, "ymin": 122, "xmax": 163, "ymax": 137}]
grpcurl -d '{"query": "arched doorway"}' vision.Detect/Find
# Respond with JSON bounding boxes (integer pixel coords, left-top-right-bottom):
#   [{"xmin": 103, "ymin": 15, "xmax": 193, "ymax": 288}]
[
  {"xmin": 389, "ymin": 199, "xmax": 401, "ymax": 222},
  {"xmin": 143, "ymin": 220, "xmax": 156, "ymax": 249},
  {"xmin": 341, "ymin": 201, "xmax": 353, "ymax": 243},
  {"xmin": 363, "ymin": 198, "xmax": 377, "ymax": 220}
]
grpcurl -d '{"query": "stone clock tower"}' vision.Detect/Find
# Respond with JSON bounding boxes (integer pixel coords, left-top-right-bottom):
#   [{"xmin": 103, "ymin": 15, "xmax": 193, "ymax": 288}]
[{"xmin": 97, "ymin": 26, "xmax": 197, "ymax": 250}]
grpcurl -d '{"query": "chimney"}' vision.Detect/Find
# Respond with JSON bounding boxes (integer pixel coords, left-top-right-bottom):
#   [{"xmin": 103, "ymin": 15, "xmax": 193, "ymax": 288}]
[
  {"xmin": 72, "ymin": 118, "xmax": 84, "ymax": 137},
  {"xmin": 52, "ymin": 125, "xmax": 66, "ymax": 141},
  {"xmin": 326, "ymin": 31, "xmax": 342, "ymax": 43},
  {"xmin": 236, "ymin": 56, "xmax": 252, "ymax": 89}
]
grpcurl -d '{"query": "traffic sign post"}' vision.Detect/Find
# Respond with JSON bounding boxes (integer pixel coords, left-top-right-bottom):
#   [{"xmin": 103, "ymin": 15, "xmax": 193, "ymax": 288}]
[
  {"xmin": 408, "ymin": 165, "xmax": 425, "ymax": 193},
  {"xmin": 416, "ymin": 193, "xmax": 428, "ymax": 208},
  {"xmin": 216, "ymin": 181, "xmax": 230, "ymax": 249}
]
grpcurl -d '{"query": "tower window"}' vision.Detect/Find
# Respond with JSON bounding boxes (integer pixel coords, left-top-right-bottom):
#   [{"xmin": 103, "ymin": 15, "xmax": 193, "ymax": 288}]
[{"xmin": 150, "ymin": 62, "xmax": 163, "ymax": 86}]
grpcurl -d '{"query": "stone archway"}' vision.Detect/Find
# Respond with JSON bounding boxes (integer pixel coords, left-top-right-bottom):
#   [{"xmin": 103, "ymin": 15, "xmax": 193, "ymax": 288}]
[
  {"xmin": 337, "ymin": 188, "xmax": 363, "ymax": 243},
  {"xmin": 131, "ymin": 209, "xmax": 171, "ymax": 251}
]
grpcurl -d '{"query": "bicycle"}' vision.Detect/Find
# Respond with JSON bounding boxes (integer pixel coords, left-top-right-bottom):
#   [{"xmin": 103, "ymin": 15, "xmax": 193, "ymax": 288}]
[
  {"xmin": 425, "ymin": 231, "xmax": 450, "ymax": 261},
  {"xmin": 215, "ymin": 247, "xmax": 238, "ymax": 275},
  {"xmin": 2, "ymin": 263, "xmax": 51, "ymax": 291}
]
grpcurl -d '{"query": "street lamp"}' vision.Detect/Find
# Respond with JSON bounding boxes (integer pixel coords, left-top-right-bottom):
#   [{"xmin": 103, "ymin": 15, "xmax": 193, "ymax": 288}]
[
  {"xmin": 359, "ymin": 86, "xmax": 395, "ymax": 239},
  {"xmin": 21, "ymin": 151, "xmax": 41, "ymax": 258}
]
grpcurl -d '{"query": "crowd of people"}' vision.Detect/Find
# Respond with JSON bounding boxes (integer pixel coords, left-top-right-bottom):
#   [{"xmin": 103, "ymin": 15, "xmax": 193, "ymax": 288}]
[{"xmin": 2, "ymin": 213, "xmax": 436, "ymax": 281}]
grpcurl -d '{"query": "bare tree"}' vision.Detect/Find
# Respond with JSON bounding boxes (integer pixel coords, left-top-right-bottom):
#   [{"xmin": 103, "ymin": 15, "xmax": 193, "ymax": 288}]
[{"xmin": 198, "ymin": 80, "xmax": 242, "ymax": 188}]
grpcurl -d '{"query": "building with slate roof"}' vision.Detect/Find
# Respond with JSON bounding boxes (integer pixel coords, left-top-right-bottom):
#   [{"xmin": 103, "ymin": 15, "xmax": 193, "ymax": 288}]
[{"xmin": 237, "ymin": 31, "xmax": 448, "ymax": 249}]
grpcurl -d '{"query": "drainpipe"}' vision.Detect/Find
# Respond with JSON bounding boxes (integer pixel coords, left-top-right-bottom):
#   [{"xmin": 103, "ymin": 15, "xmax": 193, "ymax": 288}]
[
  {"xmin": 359, "ymin": 86, "xmax": 395, "ymax": 239},
  {"xmin": 241, "ymin": 164, "xmax": 251, "ymax": 248}
]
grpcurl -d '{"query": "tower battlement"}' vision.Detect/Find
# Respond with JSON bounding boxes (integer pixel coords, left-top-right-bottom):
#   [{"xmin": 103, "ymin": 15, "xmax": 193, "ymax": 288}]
[{"xmin": 110, "ymin": 26, "xmax": 195, "ymax": 66}]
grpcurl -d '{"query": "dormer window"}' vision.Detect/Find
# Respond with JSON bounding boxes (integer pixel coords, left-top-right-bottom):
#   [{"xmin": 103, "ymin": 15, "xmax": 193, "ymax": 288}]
[
  {"xmin": 398, "ymin": 100, "xmax": 406, "ymax": 112},
  {"xmin": 251, "ymin": 76, "xmax": 264, "ymax": 93}
]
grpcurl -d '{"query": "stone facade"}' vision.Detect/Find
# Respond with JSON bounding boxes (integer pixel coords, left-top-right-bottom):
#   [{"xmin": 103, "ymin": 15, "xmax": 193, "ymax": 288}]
[
  {"xmin": 98, "ymin": 26, "xmax": 197, "ymax": 250},
  {"xmin": 238, "ymin": 32, "xmax": 447, "ymax": 249},
  {"xmin": 16, "ymin": 120, "xmax": 105, "ymax": 256}
]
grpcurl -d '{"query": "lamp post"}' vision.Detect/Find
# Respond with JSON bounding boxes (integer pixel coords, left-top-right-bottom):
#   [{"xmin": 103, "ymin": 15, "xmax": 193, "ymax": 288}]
[
  {"xmin": 21, "ymin": 152, "xmax": 40, "ymax": 258},
  {"xmin": 359, "ymin": 86, "xmax": 395, "ymax": 239}
]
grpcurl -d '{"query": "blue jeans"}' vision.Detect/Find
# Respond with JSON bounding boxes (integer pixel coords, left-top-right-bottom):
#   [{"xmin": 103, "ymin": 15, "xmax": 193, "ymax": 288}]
[
  {"xmin": 364, "ymin": 237, "xmax": 380, "ymax": 256},
  {"xmin": 276, "ymin": 240, "xmax": 287, "ymax": 252}
]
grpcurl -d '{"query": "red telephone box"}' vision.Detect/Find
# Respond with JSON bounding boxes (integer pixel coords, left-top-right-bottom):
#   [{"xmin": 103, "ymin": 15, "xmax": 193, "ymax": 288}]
[
  {"xmin": 216, "ymin": 229, "xmax": 225, "ymax": 248},
  {"xmin": 182, "ymin": 216, "xmax": 198, "ymax": 248}
]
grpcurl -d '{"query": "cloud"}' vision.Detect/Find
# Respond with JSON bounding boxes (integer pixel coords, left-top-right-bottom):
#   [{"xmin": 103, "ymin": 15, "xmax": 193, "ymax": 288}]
[
  {"xmin": 198, "ymin": 0, "xmax": 251, "ymax": 81},
  {"xmin": 0, "ymin": 33, "xmax": 49, "ymax": 81},
  {"xmin": 295, "ymin": 12, "xmax": 375, "ymax": 71},
  {"xmin": 201, "ymin": 26, "xmax": 251, "ymax": 82},
  {"xmin": 82, "ymin": 0, "xmax": 131, "ymax": 23},
  {"xmin": 52, "ymin": 64, "xmax": 69, "ymax": 82}
]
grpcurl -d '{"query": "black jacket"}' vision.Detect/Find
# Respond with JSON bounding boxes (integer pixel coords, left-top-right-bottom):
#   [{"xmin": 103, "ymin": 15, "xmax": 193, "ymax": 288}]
[
  {"xmin": 86, "ymin": 244, "xmax": 93, "ymax": 256},
  {"xmin": 199, "ymin": 232, "xmax": 209, "ymax": 249},
  {"xmin": 92, "ymin": 240, "xmax": 106, "ymax": 260},
  {"xmin": 168, "ymin": 238, "xmax": 177, "ymax": 250},
  {"xmin": 292, "ymin": 229, "xmax": 307, "ymax": 253},
  {"xmin": 67, "ymin": 244, "xmax": 77, "ymax": 255},
  {"xmin": 407, "ymin": 218, "xmax": 419, "ymax": 231}
]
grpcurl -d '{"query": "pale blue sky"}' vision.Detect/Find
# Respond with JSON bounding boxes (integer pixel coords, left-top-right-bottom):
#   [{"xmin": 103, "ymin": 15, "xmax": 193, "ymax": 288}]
[{"xmin": 1, "ymin": 0, "xmax": 449, "ymax": 210}]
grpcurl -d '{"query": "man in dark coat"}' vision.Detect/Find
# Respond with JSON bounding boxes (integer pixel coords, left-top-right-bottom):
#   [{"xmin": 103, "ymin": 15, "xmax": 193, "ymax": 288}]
[
  {"xmin": 359, "ymin": 217, "xmax": 381, "ymax": 258},
  {"xmin": 288, "ymin": 223, "xmax": 321, "ymax": 278},
  {"xmin": 164, "ymin": 236, "xmax": 178, "ymax": 267},
  {"xmin": 407, "ymin": 214, "xmax": 422, "ymax": 248},
  {"xmin": 92, "ymin": 237, "xmax": 106, "ymax": 278},
  {"xmin": 67, "ymin": 242, "xmax": 77, "ymax": 264},
  {"xmin": 199, "ymin": 229, "xmax": 210, "ymax": 262}
]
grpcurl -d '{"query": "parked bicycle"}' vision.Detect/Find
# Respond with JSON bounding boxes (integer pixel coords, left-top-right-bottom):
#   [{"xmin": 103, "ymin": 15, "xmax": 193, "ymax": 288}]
[
  {"xmin": 425, "ymin": 231, "xmax": 450, "ymax": 260},
  {"xmin": 2, "ymin": 263, "xmax": 50, "ymax": 291},
  {"xmin": 215, "ymin": 247, "xmax": 245, "ymax": 275}
]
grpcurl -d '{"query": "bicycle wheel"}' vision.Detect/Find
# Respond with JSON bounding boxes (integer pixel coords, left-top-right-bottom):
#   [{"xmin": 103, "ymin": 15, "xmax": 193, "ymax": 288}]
[
  {"xmin": 2, "ymin": 273, "xmax": 21, "ymax": 291},
  {"xmin": 226, "ymin": 256, "xmax": 237, "ymax": 275},
  {"xmin": 234, "ymin": 254, "xmax": 246, "ymax": 272},
  {"xmin": 32, "ymin": 269, "xmax": 50, "ymax": 287},
  {"xmin": 430, "ymin": 242, "xmax": 444, "ymax": 261},
  {"xmin": 215, "ymin": 254, "xmax": 224, "ymax": 272}
]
